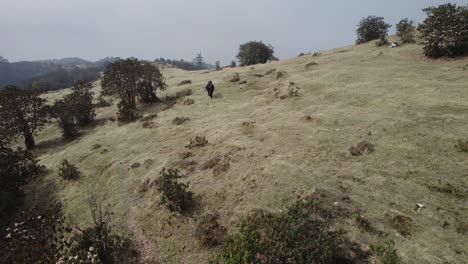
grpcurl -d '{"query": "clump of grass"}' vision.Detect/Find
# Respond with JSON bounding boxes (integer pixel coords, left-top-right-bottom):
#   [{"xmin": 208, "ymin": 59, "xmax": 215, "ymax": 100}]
[
  {"xmin": 230, "ymin": 73, "xmax": 240, "ymax": 82},
  {"xmin": 371, "ymin": 240, "xmax": 399, "ymax": 264},
  {"xmin": 172, "ymin": 117, "xmax": 190, "ymax": 125},
  {"xmin": 156, "ymin": 168, "xmax": 194, "ymax": 213},
  {"xmin": 288, "ymin": 81, "xmax": 300, "ymax": 97},
  {"xmin": 265, "ymin": 69, "xmax": 277, "ymax": 75},
  {"xmin": 305, "ymin": 61, "xmax": 318, "ymax": 68},
  {"xmin": 312, "ymin": 52, "xmax": 321, "ymax": 57},
  {"xmin": 276, "ymin": 71, "xmax": 285, "ymax": 79},
  {"xmin": 195, "ymin": 213, "xmax": 227, "ymax": 247},
  {"xmin": 177, "ymin": 80, "xmax": 192, "ymax": 86},
  {"xmin": 139, "ymin": 113, "xmax": 158, "ymax": 122},
  {"xmin": 183, "ymin": 98, "xmax": 195, "ymax": 105},
  {"xmin": 455, "ymin": 139, "xmax": 468, "ymax": 152},
  {"xmin": 253, "ymin": 73, "xmax": 264, "ymax": 77},
  {"xmin": 214, "ymin": 200, "xmax": 337, "ymax": 263},
  {"xmin": 185, "ymin": 136, "xmax": 208, "ymax": 149},
  {"xmin": 58, "ymin": 159, "xmax": 80, "ymax": 180},
  {"xmin": 175, "ymin": 89, "xmax": 192, "ymax": 99}
]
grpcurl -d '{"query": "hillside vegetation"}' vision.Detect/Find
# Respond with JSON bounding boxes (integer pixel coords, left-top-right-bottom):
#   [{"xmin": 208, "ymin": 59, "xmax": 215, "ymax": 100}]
[{"xmin": 25, "ymin": 38, "xmax": 468, "ymax": 263}]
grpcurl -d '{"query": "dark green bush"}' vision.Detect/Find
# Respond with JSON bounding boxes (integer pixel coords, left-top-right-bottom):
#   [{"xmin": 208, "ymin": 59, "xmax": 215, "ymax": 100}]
[
  {"xmin": 156, "ymin": 168, "xmax": 194, "ymax": 213},
  {"xmin": 214, "ymin": 200, "xmax": 337, "ymax": 264},
  {"xmin": 68, "ymin": 80, "xmax": 96, "ymax": 126},
  {"xmin": 117, "ymin": 100, "xmax": 138, "ymax": 123},
  {"xmin": 396, "ymin": 18, "xmax": 415, "ymax": 44},
  {"xmin": 236, "ymin": 41, "xmax": 275, "ymax": 66},
  {"xmin": 356, "ymin": 16, "xmax": 391, "ymax": 44},
  {"xmin": 0, "ymin": 205, "xmax": 62, "ymax": 263},
  {"xmin": 58, "ymin": 159, "xmax": 80, "ymax": 180},
  {"xmin": 371, "ymin": 240, "xmax": 399, "ymax": 264},
  {"xmin": 0, "ymin": 142, "xmax": 44, "ymax": 220},
  {"xmin": 95, "ymin": 94, "xmax": 112, "ymax": 107},
  {"xmin": 418, "ymin": 4, "xmax": 468, "ymax": 58},
  {"xmin": 51, "ymin": 99, "xmax": 80, "ymax": 139}
]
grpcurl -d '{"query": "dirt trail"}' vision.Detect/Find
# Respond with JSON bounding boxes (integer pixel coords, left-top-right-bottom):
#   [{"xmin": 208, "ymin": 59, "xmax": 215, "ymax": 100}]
[{"xmin": 115, "ymin": 162, "xmax": 159, "ymax": 264}]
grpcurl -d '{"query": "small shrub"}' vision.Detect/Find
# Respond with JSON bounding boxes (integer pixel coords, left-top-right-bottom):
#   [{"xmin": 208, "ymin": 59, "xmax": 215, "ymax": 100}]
[
  {"xmin": 230, "ymin": 72, "xmax": 240, "ymax": 82},
  {"xmin": 215, "ymin": 61, "xmax": 221, "ymax": 70},
  {"xmin": 265, "ymin": 69, "xmax": 276, "ymax": 75},
  {"xmin": 396, "ymin": 18, "xmax": 415, "ymax": 44},
  {"xmin": 186, "ymin": 136, "xmax": 208, "ymax": 149},
  {"xmin": 183, "ymin": 98, "xmax": 195, "ymax": 105},
  {"xmin": 230, "ymin": 60, "xmax": 237, "ymax": 67},
  {"xmin": 195, "ymin": 213, "xmax": 227, "ymax": 247},
  {"xmin": 172, "ymin": 117, "xmax": 190, "ymax": 125},
  {"xmin": 239, "ymin": 80, "xmax": 247, "ymax": 84},
  {"xmin": 131, "ymin": 162, "xmax": 141, "ymax": 169},
  {"xmin": 418, "ymin": 4, "xmax": 468, "ymax": 58},
  {"xmin": 356, "ymin": 16, "xmax": 391, "ymax": 44},
  {"xmin": 253, "ymin": 73, "xmax": 264, "ymax": 77},
  {"xmin": 305, "ymin": 61, "xmax": 318, "ymax": 68},
  {"xmin": 58, "ymin": 159, "xmax": 80, "ymax": 180},
  {"xmin": 95, "ymin": 94, "xmax": 112, "ymax": 107},
  {"xmin": 371, "ymin": 240, "xmax": 399, "ymax": 264},
  {"xmin": 175, "ymin": 89, "xmax": 192, "ymax": 99},
  {"xmin": 64, "ymin": 196, "xmax": 138, "ymax": 263},
  {"xmin": 298, "ymin": 52, "xmax": 305, "ymax": 57},
  {"xmin": 456, "ymin": 139, "xmax": 468, "ymax": 152},
  {"xmin": 375, "ymin": 36, "xmax": 390, "ymax": 47},
  {"xmin": 139, "ymin": 113, "xmax": 158, "ymax": 122},
  {"xmin": 214, "ymin": 200, "xmax": 337, "ymax": 263},
  {"xmin": 178, "ymin": 80, "xmax": 192, "ymax": 86},
  {"xmin": 349, "ymin": 141, "xmax": 375, "ymax": 156},
  {"xmin": 312, "ymin": 52, "xmax": 321, "ymax": 57},
  {"xmin": 156, "ymin": 168, "xmax": 194, "ymax": 213},
  {"xmin": 288, "ymin": 81, "xmax": 300, "ymax": 97},
  {"xmin": 276, "ymin": 71, "xmax": 285, "ymax": 79}
]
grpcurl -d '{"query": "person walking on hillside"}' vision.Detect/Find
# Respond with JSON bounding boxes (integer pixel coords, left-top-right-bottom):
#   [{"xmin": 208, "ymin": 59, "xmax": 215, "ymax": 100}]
[{"xmin": 205, "ymin": 80, "xmax": 214, "ymax": 99}]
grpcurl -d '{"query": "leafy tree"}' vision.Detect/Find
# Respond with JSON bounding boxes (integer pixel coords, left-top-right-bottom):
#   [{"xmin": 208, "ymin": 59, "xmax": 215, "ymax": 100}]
[
  {"xmin": 67, "ymin": 80, "xmax": 96, "ymax": 126},
  {"xmin": 396, "ymin": 18, "xmax": 416, "ymax": 43},
  {"xmin": 137, "ymin": 63, "xmax": 167, "ymax": 104},
  {"xmin": 237, "ymin": 41, "xmax": 275, "ymax": 66},
  {"xmin": 101, "ymin": 58, "xmax": 141, "ymax": 109},
  {"xmin": 50, "ymin": 99, "xmax": 79, "ymax": 139},
  {"xmin": 101, "ymin": 58, "xmax": 166, "ymax": 112},
  {"xmin": 0, "ymin": 86, "xmax": 48, "ymax": 149},
  {"xmin": 193, "ymin": 52, "xmax": 205, "ymax": 69},
  {"xmin": 418, "ymin": 4, "xmax": 468, "ymax": 58},
  {"xmin": 0, "ymin": 141, "xmax": 44, "ymax": 220},
  {"xmin": 356, "ymin": 16, "xmax": 391, "ymax": 44}
]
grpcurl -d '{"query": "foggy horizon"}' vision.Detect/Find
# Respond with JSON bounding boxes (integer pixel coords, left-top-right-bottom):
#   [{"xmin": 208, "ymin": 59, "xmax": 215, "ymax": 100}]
[{"xmin": 1, "ymin": 0, "xmax": 466, "ymax": 64}]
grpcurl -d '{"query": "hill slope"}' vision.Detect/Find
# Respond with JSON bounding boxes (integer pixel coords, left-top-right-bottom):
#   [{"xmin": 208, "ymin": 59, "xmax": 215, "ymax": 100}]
[{"xmin": 29, "ymin": 39, "xmax": 468, "ymax": 263}]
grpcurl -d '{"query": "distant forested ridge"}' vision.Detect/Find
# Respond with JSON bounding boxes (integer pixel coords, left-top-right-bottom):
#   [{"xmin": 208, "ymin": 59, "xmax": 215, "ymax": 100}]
[{"xmin": 0, "ymin": 56, "xmax": 120, "ymax": 91}]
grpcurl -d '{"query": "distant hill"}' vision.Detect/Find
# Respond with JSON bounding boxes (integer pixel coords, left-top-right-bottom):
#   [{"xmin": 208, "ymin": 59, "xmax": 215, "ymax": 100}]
[{"xmin": 0, "ymin": 56, "xmax": 120, "ymax": 90}]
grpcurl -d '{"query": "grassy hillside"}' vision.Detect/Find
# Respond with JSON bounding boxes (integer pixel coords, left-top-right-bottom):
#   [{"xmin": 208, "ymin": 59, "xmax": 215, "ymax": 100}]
[{"xmin": 27, "ymin": 38, "xmax": 468, "ymax": 263}]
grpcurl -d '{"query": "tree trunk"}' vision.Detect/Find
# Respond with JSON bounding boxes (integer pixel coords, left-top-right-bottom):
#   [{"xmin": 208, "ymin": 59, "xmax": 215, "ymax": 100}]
[{"xmin": 24, "ymin": 130, "xmax": 35, "ymax": 150}]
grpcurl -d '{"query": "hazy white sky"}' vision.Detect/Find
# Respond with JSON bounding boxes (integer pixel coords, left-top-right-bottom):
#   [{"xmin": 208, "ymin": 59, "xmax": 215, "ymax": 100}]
[{"xmin": 0, "ymin": 0, "xmax": 466, "ymax": 64}]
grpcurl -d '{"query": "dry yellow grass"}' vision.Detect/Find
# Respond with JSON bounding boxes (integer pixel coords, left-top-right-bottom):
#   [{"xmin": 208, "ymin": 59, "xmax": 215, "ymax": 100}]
[{"xmin": 25, "ymin": 38, "xmax": 468, "ymax": 263}]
